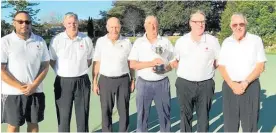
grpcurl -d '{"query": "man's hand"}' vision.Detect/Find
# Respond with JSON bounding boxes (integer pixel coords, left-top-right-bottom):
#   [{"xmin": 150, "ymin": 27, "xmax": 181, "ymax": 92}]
[
  {"xmin": 240, "ymin": 80, "xmax": 249, "ymax": 92},
  {"xmin": 229, "ymin": 82, "xmax": 244, "ymax": 95},
  {"xmin": 22, "ymin": 84, "xmax": 37, "ymax": 96},
  {"xmin": 130, "ymin": 80, "xmax": 135, "ymax": 93},
  {"xmin": 93, "ymin": 82, "xmax": 100, "ymax": 95},
  {"xmin": 170, "ymin": 60, "xmax": 179, "ymax": 69}
]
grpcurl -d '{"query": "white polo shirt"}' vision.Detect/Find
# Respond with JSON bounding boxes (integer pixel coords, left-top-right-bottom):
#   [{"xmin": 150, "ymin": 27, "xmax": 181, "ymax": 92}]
[
  {"xmin": 93, "ymin": 35, "xmax": 132, "ymax": 77},
  {"xmin": 128, "ymin": 34, "xmax": 174, "ymax": 81},
  {"xmin": 174, "ymin": 32, "xmax": 220, "ymax": 81},
  {"xmin": 218, "ymin": 32, "xmax": 267, "ymax": 81},
  {"xmin": 1, "ymin": 31, "xmax": 50, "ymax": 95},
  {"xmin": 49, "ymin": 32, "xmax": 94, "ymax": 77}
]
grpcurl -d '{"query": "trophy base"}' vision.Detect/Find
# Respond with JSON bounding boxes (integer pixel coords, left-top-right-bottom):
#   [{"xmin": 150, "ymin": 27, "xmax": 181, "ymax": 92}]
[{"xmin": 155, "ymin": 64, "xmax": 165, "ymax": 73}]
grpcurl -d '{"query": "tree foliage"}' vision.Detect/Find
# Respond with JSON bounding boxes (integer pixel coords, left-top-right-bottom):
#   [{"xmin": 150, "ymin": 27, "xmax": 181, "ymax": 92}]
[
  {"xmin": 122, "ymin": 6, "xmax": 144, "ymax": 36},
  {"xmin": 108, "ymin": 1, "xmax": 226, "ymax": 34}
]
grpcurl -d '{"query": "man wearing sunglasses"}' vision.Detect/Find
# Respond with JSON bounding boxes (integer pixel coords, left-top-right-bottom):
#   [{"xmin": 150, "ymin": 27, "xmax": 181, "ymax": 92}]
[
  {"xmin": 218, "ymin": 13, "xmax": 266, "ymax": 132},
  {"xmin": 49, "ymin": 12, "xmax": 94, "ymax": 132},
  {"xmin": 1, "ymin": 11, "xmax": 50, "ymax": 132},
  {"xmin": 171, "ymin": 10, "xmax": 220, "ymax": 132}
]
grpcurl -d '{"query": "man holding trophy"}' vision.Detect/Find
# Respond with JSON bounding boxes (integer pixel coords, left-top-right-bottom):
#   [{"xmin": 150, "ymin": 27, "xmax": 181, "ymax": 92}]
[{"xmin": 128, "ymin": 16, "xmax": 174, "ymax": 132}]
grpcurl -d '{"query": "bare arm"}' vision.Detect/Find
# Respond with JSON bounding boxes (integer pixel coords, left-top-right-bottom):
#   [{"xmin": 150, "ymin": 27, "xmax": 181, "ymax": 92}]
[
  {"xmin": 32, "ymin": 61, "xmax": 50, "ymax": 87},
  {"xmin": 218, "ymin": 65, "xmax": 233, "ymax": 86},
  {"xmin": 129, "ymin": 58, "xmax": 163, "ymax": 70},
  {"xmin": 92, "ymin": 61, "xmax": 100, "ymax": 84},
  {"xmin": 50, "ymin": 60, "xmax": 56, "ymax": 69},
  {"xmin": 245, "ymin": 62, "xmax": 265, "ymax": 83},
  {"xmin": 87, "ymin": 59, "xmax": 92, "ymax": 68},
  {"xmin": 1, "ymin": 64, "xmax": 24, "ymax": 89}
]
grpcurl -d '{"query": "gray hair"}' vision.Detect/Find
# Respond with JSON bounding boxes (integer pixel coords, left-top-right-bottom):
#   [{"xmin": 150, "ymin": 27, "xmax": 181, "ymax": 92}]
[
  {"xmin": 63, "ymin": 12, "xmax": 78, "ymax": 22},
  {"xmin": 190, "ymin": 10, "xmax": 206, "ymax": 21},
  {"xmin": 231, "ymin": 13, "xmax": 248, "ymax": 25},
  {"xmin": 144, "ymin": 15, "xmax": 159, "ymax": 25}
]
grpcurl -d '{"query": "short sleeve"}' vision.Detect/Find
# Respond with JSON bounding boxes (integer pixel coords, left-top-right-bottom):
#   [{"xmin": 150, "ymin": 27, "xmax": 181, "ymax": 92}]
[
  {"xmin": 214, "ymin": 38, "xmax": 221, "ymax": 60},
  {"xmin": 173, "ymin": 39, "xmax": 181, "ymax": 61},
  {"xmin": 128, "ymin": 39, "xmax": 140, "ymax": 61},
  {"xmin": 166, "ymin": 39, "xmax": 175, "ymax": 62},
  {"xmin": 86, "ymin": 37, "xmax": 94, "ymax": 60},
  {"xmin": 41, "ymin": 40, "xmax": 50, "ymax": 61},
  {"xmin": 256, "ymin": 37, "xmax": 267, "ymax": 63},
  {"xmin": 217, "ymin": 40, "xmax": 228, "ymax": 66},
  {"xmin": 49, "ymin": 37, "xmax": 58, "ymax": 60},
  {"xmin": 93, "ymin": 38, "xmax": 101, "ymax": 61},
  {"xmin": 1, "ymin": 38, "xmax": 8, "ymax": 63}
]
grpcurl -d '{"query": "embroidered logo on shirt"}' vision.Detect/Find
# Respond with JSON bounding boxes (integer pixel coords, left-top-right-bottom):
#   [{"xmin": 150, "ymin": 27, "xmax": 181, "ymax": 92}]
[{"xmin": 79, "ymin": 44, "xmax": 84, "ymax": 50}]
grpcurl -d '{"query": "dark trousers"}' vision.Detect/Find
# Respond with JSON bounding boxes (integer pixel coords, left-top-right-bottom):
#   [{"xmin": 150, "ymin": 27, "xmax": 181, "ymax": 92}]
[
  {"xmin": 98, "ymin": 74, "xmax": 130, "ymax": 132},
  {"xmin": 136, "ymin": 77, "xmax": 171, "ymax": 132},
  {"xmin": 175, "ymin": 77, "xmax": 215, "ymax": 132},
  {"xmin": 54, "ymin": 74, "xmax": 91, "ymax": 132},
  {"xmin": 223, "ymin": 79, "xmax": 260, "ymax": 132}
]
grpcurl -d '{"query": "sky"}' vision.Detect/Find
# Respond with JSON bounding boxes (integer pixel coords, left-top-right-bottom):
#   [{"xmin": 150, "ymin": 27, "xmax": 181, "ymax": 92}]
[{"xmin": 1, "ymin": 1, "xmax": 113, "ymax": 23}]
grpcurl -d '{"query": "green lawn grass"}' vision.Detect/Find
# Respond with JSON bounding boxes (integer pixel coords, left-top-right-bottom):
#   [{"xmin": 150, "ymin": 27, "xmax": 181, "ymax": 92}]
[{"xmin": 2, "ymin": 54, "xmax": 276, "ymax": 132}]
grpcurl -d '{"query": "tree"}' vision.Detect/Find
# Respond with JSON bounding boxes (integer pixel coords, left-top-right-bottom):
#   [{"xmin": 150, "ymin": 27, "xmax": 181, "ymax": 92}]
[
  {"xmin": 122, "ymin": 6, "xmax": 144, "ymax": 36},
  {"xmin": 41, "ymin": 11, "xmax": 63, "ymax": 25},
  {"xmin": 108, "ymin": 1, "xmax": 226, "ymax": 34},
  {"xmin": 87, "ymin": 17, "xmax": 94, "ymax": 39},
  {"xmin": 1, "ymin": 0, "xmax": 40, "ymax": 24},
  {"xmin": 1, "ymin": 20, "xmax": 12, "ymax": 37},
  {"xmin": 218, "ymin": 1, "xmax": 276, "ymax": 47}
]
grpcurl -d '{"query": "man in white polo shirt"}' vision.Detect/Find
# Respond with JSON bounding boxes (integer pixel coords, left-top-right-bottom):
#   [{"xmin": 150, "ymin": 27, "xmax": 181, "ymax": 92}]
[
  {"xmin": 128, "ymin": 16, "xmax": 174, "ymax": 132},
  {"xmin": 171, "ymin": 10, "xmax": 220, "ymax": 132},
  {"xmin": 218, "ymin": 13, "xmax": 266, "ymax": 132},
  {"xmin": 49, "ymin": 12, "xmax": 93, "ymax": 132},
  {"xmin": 92, "ymin": 17, "xmax": 135, "ymax": 132},
  {"xmin": 1, "ymin": 11, "xmax": 50, "ymax": 132}
]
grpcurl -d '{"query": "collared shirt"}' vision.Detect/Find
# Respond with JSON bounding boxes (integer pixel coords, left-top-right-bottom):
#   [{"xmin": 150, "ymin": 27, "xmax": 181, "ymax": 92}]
[
  {"xmin": 1, "ymin": 31, "xmax": 50, "ymax": 95},
  {"xmin": 128, "ymin": 34, "xmax": 174, "ymax": 81},
  {"xmin": 218, "ymin": 32, "xmax": 267, "ymax": 81},
  {"xmin": 174, "ymin": 32, "xmax": 220, "ymax": 81},
  {"xmin": 49, "ymin": 32, "xmax": 94, "ymax": 77},
  {"xmin": 93, "ymin": 34, "xmax": 132, "ymax": 77}
]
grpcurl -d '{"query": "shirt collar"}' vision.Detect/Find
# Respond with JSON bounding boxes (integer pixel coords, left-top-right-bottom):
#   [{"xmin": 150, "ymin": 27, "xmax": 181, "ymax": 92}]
[
  {"xmin": 142, "ymin": 33, "xmax": 162, "ymax": 41},
  {"xmin": 104, "ymin": 34, "xmax": 124, "ymax": 42},
  {"xmin": 230, "ymin": 32, "xmax": 249, "ymax": 42},
  {"xmin": 62, "ymin": 31, "xmax": 82, "ymax": 40},
  {"xmin": 187, "ymin": 32, "xmax": 207, "ymax": 44},
  {"xmin": 11, "ymin": 30, "xmax": 36, "ymax": 41}
]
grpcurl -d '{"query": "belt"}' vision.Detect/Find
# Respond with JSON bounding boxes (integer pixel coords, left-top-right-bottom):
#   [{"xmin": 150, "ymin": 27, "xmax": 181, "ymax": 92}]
[{"xmin": 102, "ymin": 73, "xmax": 129, "ymax": 79}]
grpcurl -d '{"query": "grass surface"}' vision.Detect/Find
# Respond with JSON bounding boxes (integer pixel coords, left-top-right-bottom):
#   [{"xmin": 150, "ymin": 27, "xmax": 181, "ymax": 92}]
[{"xmin": 1, "ymin": 54, "xmax": 276, "ymax": 132}]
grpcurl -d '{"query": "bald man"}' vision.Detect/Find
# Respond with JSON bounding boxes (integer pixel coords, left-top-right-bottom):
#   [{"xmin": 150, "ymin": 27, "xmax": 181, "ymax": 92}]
[
  {"xmin": 128, "ymin": 16, "xmax": 174, "ymax": 132},
  {"xmin": 218, "ymin": 13, "xmax": 266, "ymax": 132},
  {"xmin": 92, "ymin": 17, "xmax": 135, "ymax": 132}
]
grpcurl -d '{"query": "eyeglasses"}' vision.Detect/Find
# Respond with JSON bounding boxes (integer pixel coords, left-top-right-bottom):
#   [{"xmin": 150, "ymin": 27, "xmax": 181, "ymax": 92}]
[
  {"xmin": 191, "ymin": 20, "xmax": 206, "ymax": 25},
  {"xmin": 232, "ymin": 23, "xmax": 245, "ymax": 28},
  {"xmin": 13, "ymin": 19, "xmax": 32, "ymax": 25}
]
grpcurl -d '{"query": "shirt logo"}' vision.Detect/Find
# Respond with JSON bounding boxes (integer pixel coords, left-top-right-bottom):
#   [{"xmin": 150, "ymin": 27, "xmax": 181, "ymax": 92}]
[{"xmin": 79, "ymin": 44, "xmax": 84, "ymax": 50}]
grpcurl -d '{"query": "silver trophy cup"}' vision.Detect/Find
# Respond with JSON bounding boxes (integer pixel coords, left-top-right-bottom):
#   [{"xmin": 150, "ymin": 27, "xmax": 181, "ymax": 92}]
[{"xmin": 154, "ymin": 46, "xmax": 165, "ymax": 73}]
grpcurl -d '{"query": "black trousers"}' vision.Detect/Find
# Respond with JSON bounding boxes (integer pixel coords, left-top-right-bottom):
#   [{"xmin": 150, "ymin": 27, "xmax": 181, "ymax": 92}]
[
  {"xmin": 54, "ymin": 74, "xmax": 91, "ymax": 132},
  {"xmin": 223, "ymin": 79, "xmax": 260, "ymax": 132},
  {"xmin": 98, "ymin": 74, "xmax": 130, "ymax": 132},
  {"xmin": 175, "ymin": 77, "xmax": 215, "ymax": 132}
]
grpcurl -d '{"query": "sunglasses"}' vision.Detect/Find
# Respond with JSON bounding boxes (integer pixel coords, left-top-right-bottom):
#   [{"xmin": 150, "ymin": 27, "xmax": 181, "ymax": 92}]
[
  {"xmin": 13, "ymin": 19, "xmax": 32, "ymax": 25},
  {"xmin": 191, "ymin": 20, "xmax": 206, "ymax": 25},
  {"xmin": 232, "ymin": 23, "xmax": 245, "ymax": 28}
]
